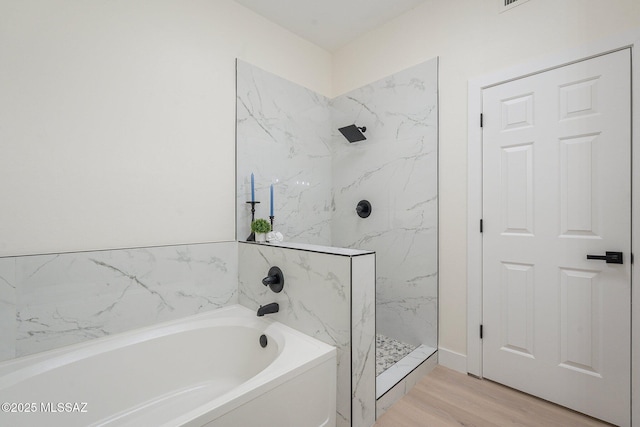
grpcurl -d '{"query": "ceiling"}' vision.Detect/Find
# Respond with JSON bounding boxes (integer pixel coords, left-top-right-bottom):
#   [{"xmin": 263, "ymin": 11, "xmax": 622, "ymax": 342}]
[{"xmin": 233, "ymin": 0, "xmax": 429, "ymax": 52}]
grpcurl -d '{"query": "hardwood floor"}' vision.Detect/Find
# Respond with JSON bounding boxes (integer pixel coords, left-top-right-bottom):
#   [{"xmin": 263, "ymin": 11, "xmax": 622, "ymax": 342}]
[{"xmin": 374, "ymin": 366, "xmax": 613, "ymax": 427}]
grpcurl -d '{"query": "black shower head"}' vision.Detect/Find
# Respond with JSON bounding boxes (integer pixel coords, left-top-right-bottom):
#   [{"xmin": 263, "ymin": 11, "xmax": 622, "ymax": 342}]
[{"xmin": 338, "ymin": 125, "xmax": 367, "ymax": 143}]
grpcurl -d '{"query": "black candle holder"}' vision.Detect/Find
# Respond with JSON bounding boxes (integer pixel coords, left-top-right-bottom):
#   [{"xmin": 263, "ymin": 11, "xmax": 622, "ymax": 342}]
[
  {"xmin": 269, "ymin": 215, "xmax": 274, "ymax": 231},
  {"xmin": 246, "ymin": 201, "xmax": 260, "ymax": 241}
]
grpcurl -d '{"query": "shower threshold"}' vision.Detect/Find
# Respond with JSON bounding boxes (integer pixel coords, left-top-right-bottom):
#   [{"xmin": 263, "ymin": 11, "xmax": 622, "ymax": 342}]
[{"xmin": 376, "ymin": 336, "xmax": 437, "ymax": 399}]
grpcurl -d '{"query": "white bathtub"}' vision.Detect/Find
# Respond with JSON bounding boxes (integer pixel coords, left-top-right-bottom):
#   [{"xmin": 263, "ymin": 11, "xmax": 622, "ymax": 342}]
[{"xmin": 0, "ymin": 304, "xmax": 337, "ymax": 427}]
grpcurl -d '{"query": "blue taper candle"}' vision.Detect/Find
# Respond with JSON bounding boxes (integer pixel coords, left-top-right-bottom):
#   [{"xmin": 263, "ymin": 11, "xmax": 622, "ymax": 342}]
[
  {"xmin": 270, "ymin": 184, "xmax": 274, "ymax": 216},
  {"xmin": 250, "ymin": 173, "xmax": 255, "ymax": 202}
]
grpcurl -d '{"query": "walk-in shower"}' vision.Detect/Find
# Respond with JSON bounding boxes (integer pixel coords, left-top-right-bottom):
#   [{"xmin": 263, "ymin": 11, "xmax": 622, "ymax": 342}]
[{"xmin": 236, "ymin": 57, "xmax": 438, "ymax": 399}]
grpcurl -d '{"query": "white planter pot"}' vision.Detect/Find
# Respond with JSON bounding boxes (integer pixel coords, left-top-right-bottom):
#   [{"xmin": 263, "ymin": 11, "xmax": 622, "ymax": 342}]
[{"xmin": 255, "ymin": 232, "xmax": 267, "ymax": 243}]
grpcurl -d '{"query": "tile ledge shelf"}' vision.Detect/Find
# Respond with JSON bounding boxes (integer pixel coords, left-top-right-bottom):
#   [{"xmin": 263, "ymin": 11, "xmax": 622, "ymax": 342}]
[{"xmin": 240, "ymin": 241, "xmax": 375, "ymax": 257}]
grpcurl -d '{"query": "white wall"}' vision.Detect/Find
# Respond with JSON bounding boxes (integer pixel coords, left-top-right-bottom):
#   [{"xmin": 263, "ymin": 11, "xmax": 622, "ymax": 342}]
[
  {"xmin": 332, "ymin": 0, "xmax": 640, "ymax": 356},
  {"xmin": 0, "ymin": 0, "xmax": 331, "ymax": 257}
]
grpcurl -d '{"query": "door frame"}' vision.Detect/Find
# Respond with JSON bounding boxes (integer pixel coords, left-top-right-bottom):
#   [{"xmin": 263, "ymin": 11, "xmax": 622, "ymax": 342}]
[{"xmin": 467, "ymin": 29, "xmax": 640, "ymax": 422}]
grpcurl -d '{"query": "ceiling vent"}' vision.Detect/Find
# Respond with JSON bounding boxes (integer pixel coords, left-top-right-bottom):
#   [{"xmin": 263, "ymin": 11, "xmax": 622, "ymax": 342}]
[{"xmin": 501, "ymin": 0, "xmax": 531, "ymax": 12}]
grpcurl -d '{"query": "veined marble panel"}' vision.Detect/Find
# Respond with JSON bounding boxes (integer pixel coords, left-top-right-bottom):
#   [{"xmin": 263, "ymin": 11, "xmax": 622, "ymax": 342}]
[
  {"xmin": 376, "ymin": 270, "xmax": 438, "ymax": 347},
  {"xmin": 13, "ymin": 242, "xmax": 237, "ymax": 357},
  {"xmin": 238, "ymin": 242, "xmax": 351, "ymax": 426},
  {"xmin": 0, "ymin": 258, "xmax": 16, "ymax": 361},
  {"xmin": 331, "ymin": 58, "xmax": 439, "ymax": 350},
  {"xmin": 330, "ymin": 60, "xmax": 438, "ymax": 145},
  {"xmin": 238, "ymin": 242, "xmax": 375, "ymax": 427},
  {"xmin": 236, "ymin": 60, "xmax": 332, "ymax": 245},
  {"xmin": 351, "ymin": 254, "xmax": 376, "ymax": 427}
]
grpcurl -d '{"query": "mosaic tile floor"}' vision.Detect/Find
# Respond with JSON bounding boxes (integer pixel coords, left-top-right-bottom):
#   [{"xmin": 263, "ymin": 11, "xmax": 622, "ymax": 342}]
[{"xmin": 376, "ymin": 334, "xmax": 418, "ymax": 376}]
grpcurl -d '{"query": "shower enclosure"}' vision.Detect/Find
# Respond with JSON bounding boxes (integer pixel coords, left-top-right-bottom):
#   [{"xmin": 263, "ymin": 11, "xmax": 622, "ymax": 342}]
[{"xmin": 236, "ymin": 58, "xmax": 438, "ymax": 398}]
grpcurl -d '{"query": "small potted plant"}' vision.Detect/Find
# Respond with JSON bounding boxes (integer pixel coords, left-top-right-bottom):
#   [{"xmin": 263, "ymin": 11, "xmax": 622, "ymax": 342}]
[{"xmin": 251, "ymin": 218, "xmax": 271, "ymax": 243}]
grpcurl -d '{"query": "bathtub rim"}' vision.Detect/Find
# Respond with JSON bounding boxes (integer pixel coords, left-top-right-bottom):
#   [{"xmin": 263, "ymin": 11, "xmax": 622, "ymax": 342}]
[{"xmin": 0, "ymin": 304, "xmax": 331, "ymax": 372}]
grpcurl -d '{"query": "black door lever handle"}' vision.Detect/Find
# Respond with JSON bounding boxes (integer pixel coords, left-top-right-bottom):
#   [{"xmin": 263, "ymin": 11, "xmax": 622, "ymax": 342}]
[{"xmin": 586, "ymin": 251, "xmax": 623, "ymax": 264}]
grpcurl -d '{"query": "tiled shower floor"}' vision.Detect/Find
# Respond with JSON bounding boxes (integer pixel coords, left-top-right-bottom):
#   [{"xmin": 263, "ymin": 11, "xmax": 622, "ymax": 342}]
[{"xmin": 376, "ymin": 334, "xmax": 418, "ymax": 376}]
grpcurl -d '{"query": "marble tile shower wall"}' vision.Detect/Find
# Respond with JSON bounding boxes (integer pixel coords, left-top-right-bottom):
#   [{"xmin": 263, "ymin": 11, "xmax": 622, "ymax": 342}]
[
  {"xmin": 0, "ymin": 242, "xmax": 238, "ymax": 361},
  {"xmin": 236, "ymin": 60, "xmax": 333, "ymax": 245},
  {"xmin": 330, "ymin": 59, "xmax": 439, "ymax": 348}
]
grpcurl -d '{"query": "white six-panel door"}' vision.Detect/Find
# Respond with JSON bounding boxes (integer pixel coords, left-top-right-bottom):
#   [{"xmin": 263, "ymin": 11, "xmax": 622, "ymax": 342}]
[{"xmin": 482, "ymin": 49, "xmax": 631, "ymax": 426}]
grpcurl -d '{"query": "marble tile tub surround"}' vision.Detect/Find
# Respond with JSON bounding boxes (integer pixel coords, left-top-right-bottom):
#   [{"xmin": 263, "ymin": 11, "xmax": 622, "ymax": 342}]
[
  {"xmin": 236, "ymin": 60, "xmax": 333, "ymax": 246},
  {"xmin": 238, "ymin": 242, "xmax": 376, "ymax": 427},
  {"xmin": 330, "ymin": 58, "xmax": 439, "ymax": 350},
  {"xmin": 0, "ymin": 241, "xmax": 238, "ymax": 361}
]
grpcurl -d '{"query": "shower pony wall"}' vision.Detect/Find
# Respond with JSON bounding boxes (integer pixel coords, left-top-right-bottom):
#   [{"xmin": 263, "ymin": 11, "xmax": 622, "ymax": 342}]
[{"xmin": 236, "ymin": 57, "xmax": 438, "ymax": 376}]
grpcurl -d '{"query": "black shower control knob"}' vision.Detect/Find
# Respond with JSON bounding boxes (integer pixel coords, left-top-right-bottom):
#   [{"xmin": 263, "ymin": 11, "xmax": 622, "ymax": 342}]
[
  {"xmin": 356, "ymin": 200, "xmax": 371, "ymax": 218},
  {"xmin": 262, "ymin": 266, "xmax": 284, "ymax": 293}
]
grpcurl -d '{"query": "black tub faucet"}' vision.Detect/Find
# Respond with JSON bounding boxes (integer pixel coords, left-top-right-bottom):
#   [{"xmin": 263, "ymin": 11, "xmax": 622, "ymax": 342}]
[{"xmin": 257, "ymin": 302, "xmax": 279, "ymax": 317}]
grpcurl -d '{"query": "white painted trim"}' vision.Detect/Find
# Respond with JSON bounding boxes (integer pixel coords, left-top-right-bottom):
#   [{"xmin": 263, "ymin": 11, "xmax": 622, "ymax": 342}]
[
  {"xmin": 631, "ymin": 37, "xmax": 640, "ymax": 427},
  {"xmin": 467, "ymin": 80, "xmax": 484, "ymax": 378},
  {"xmin": 467, "ymin": 28, "xmax": 640, "ymax": 423},
  {"xmin": 437, "ymin": 347, "xmax": 467, "ymax": 374}
]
